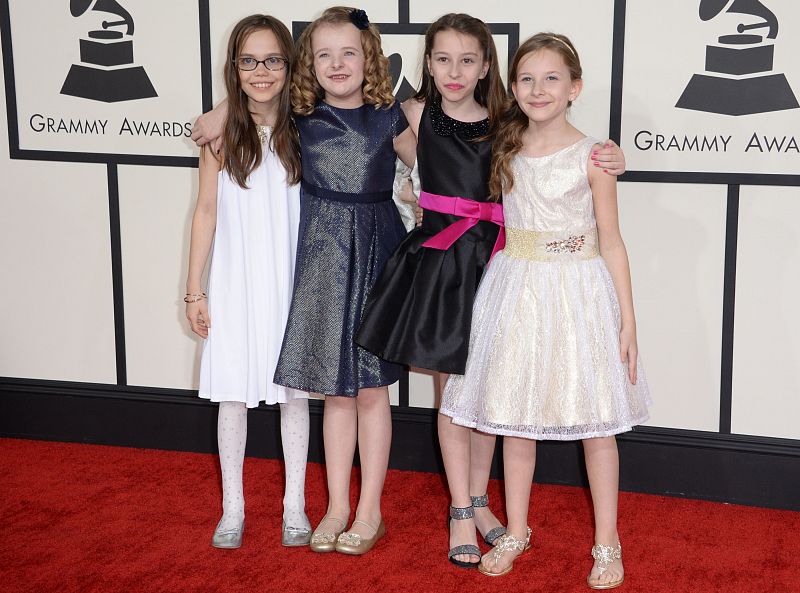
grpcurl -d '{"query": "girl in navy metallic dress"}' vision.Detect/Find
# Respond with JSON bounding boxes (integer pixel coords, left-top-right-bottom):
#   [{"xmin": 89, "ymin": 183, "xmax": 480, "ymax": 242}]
[{"xmin": 272, "ymin": 6, "xmax": 416, "ymax": 555}]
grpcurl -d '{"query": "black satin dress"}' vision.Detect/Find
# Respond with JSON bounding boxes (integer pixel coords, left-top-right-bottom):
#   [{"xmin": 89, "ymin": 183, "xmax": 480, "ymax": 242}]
[{"xmin": 356, "ymin": 100, "xmax": 499, "ymax": 375}]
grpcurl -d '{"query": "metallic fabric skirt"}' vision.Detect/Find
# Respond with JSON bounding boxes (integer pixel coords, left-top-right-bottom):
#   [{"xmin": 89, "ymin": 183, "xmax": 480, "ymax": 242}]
[{"xmin": 274, "ymin": 190, "xmax": 405, "ymax": 396}]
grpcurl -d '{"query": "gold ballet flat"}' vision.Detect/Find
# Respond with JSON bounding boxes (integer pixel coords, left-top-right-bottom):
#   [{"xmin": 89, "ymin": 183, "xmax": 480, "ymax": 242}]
[
  {"xmin": 587, "ymin": 542, "xmax": 624, "ymax": 590},
  {"xmin": 309, "ymin": 516, "xmax": 347, "ymax": 553},
  {"xmin": 334, "ymin": 519, "xmax": 386, "ymax": 555}
]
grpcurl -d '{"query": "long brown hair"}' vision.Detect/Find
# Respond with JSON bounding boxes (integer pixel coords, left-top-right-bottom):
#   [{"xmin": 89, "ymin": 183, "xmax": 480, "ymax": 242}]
[
  {"xmin": 291, "ymin": 6, "xmax": 395, "ymax": 116},
  {"xmin": 489, "ymin": 33, "xmax": 582, "ymax": 200},
  {"xmin": 412, "ymin": 13, "xmax": 507, "ymax": 134},
  {"xmin": 222, "ymin": 15, "xmax": 301, "ymax": 188}
]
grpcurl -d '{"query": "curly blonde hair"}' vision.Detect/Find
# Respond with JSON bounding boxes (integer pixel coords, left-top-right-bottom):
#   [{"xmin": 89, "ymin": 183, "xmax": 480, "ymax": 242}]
[{"xmin": 291, "ymin": 6, "xmax": 395, "ymax": 115}]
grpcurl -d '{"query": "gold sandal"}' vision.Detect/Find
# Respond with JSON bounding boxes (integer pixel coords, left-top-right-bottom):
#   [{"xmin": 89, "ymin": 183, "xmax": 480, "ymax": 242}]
[
  {"xmin": 587, "ymin": 542, "xmax": 624, "ymax": 589},
  {"xmin": 477, "ymin": 528, "xmax": 531, "ymax": 577}
]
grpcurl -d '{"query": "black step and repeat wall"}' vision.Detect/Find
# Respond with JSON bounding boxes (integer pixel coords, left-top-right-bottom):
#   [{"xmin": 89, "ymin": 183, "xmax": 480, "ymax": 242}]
[{"xmin": 1, "ymin": 0, "xmax": 798, "ymax": 509}]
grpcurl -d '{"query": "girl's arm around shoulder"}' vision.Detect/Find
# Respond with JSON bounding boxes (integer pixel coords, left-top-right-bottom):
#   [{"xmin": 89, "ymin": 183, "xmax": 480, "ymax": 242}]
[
  {"xmin": 401, "ymin": 98, "xmax": 424, "ymax": 138},
  {"xmin": 588, "ymin": 145, "xmax": 639, "ymax": 384},
  {"xmin": 191, "ymin": 100, "xmax": 229, "ymax": 152},
  {"xmin": 393, "ymin": 99, "xmax": 420, "ymax": 169},
  {"xmin": 393, "ymin": 127, "xmax": 417, "ymax": 169},
  {"xmin": 594, "ymin": 139, "xmax": 626, "ymax": 176}
]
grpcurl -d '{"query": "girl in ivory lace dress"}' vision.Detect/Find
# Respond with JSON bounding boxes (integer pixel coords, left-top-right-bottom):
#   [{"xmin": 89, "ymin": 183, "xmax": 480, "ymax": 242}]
[{"xmin": 440, "ymin": 33, "xmax": 650, "ymax": 587}]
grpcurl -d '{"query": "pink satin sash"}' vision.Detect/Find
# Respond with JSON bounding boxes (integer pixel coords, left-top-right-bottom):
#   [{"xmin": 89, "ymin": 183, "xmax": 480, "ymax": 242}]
[{"xmin": 419, "ymin": 191, "xmax": 506, "ymax": 259}]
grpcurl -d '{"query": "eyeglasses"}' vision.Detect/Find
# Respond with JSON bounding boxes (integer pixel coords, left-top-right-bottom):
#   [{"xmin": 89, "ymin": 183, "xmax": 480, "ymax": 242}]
[{"xmin": 235, "ymin": 56, "xmax": 288, "ymax": 71}]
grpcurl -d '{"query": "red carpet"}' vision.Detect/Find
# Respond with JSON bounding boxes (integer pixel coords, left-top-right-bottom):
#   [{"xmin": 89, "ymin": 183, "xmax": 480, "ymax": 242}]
[{"xmin": 0, "ymin": 438, "xmax": 797, "ymax": 593}]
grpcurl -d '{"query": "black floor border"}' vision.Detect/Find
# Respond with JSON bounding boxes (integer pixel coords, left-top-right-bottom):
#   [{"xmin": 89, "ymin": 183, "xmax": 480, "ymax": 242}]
[{"xmin": 2, "ymin": 380, "xmax": 799, "ymax": 510}]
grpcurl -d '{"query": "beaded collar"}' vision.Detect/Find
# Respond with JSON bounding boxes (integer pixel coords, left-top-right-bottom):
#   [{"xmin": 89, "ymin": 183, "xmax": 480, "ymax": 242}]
[{"xmin": 429, "ymin": 99, "xmax": 489, "ymax": 140}]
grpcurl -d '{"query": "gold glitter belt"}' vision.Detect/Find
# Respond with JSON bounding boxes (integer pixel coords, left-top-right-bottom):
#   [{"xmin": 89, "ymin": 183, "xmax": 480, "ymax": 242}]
[{"xmin": 503, "ymin": 227, "xmax": 599, "ymax": 261}]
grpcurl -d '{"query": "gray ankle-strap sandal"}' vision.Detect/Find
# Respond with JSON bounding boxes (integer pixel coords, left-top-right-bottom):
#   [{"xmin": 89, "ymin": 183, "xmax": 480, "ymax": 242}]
[
  {"xmin": 470, "ymin": 494, "xmax": 507, "ymax": 545},
  {"xmin": 447, "ymin": 505, "xmax": 481, "ymax": 568}
]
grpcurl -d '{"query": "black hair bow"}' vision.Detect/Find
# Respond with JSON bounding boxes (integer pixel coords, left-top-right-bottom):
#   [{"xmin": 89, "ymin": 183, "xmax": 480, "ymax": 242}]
[{"xmin": 350, "ymin": 8, "xmax": 370, "ymax": 30}]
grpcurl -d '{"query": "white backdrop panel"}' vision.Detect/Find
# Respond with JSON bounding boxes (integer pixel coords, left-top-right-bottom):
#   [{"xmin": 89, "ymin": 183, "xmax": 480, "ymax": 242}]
[
  {"xmin": 0, "ymin": 74, "xmax": 116, "ymax": 382},
  {"xmin": 732, "ymin": 185, "xmax": 800, "ymax": 440},
  {"xmin": 409, "ymin": 368, "xmax": 437, "ymax": 409},
  {"xmin": 618, "ymin": 182, "xmax": 727, "ymax": 432},
  {"xmin": 118, "ymin": 165, "xmax": 201, "ymax": 389}
]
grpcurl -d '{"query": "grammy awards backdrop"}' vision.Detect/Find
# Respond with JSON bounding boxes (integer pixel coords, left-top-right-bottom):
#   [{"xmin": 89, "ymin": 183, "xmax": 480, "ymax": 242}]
[{"xmin": 1, "ymin": 1, "xmax": 798, "ymax": 509}]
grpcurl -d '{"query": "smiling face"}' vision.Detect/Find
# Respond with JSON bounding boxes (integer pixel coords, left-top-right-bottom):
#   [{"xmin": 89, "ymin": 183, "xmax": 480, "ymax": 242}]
[
  {"xmin": 237, "ymin": 28, "xmax": 287, "ymax": 114},
  {"xmin": 511, "ymin": 48, "xmax": 582, "ymax": 125},
  {"xmin": 311, "ymin": 22, "xmax": 365, "ymax": 108},
  {"xmin": 426, "ymin": 29, "xmax": 489, "ymax": 106}
]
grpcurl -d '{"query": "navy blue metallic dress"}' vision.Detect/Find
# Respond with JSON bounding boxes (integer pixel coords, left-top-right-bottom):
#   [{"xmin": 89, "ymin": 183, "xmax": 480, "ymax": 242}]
[{"xmin": 273, "ymin": 102, "xmax": 408, "ymax": 396}]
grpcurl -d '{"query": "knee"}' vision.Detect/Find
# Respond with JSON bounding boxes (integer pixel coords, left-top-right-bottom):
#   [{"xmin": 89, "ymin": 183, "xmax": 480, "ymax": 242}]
[{"xmin": 355, "ymin": 388, "xmax": 390, "ymax": 411}]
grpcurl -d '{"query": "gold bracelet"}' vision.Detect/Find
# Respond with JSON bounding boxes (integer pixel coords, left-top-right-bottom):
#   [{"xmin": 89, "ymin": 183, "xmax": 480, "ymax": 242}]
[{"xmin": 184, "ymin": 293, "xmax": 207, "ymax": 303}]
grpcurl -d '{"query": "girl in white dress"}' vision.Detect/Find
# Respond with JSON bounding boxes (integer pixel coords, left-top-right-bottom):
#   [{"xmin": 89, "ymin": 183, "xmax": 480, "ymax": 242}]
[
  {"xmin": 440, "ymin": 33, "xmax": 650, "ymax": 586},
  {"xmin": 185, "ymin": 15, "xmax": 311, "ymax": 549}
]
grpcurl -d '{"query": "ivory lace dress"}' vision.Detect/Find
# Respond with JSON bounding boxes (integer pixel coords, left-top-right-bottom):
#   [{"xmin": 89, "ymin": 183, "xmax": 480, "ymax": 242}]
[{"xmin": 440, "ymin": 137, "xmax": 651, "ymax": 440}]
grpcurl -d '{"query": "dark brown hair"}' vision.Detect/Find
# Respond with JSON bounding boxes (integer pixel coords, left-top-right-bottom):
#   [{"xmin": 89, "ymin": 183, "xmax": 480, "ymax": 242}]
[
  {"xmin": 489, "ymin": 33, "xmax": 582, "ymax": 199},
  {"xmin": 223, "ymin": 15, "xmax": 301, "ymax": 188},
  {"xmin": 413, "ymin": 13, "xmax": 508, "ymax": 134},
  {"xmin": 291, "ymin": 6, "xmax": 395, "ymax": 115}
]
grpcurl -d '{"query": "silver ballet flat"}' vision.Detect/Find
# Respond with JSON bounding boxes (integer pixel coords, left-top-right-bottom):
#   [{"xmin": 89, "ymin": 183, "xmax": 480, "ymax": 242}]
[
  {"xmin": 282, "ymin": 521, "xmax": 312, "ymax": 547},
  {"xmin": 212, "ymin": 518, "xmax": 244, "ymax": 549}
]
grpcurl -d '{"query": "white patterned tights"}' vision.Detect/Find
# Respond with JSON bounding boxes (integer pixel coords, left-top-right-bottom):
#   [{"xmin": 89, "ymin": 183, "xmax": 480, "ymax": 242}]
[{"xmin": 216, "ymin": 399, "xmax": 310, "ymax": 531}]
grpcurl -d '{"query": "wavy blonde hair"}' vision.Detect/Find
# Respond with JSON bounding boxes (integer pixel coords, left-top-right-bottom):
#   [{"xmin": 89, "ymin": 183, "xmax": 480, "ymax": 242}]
[
  {"xmin": 489, "ymin": 33, "xmax": 582, "ymax": 200},
  {"xmin": 291, "ymin": 6, "xmax": 395, "ymax": 115}
]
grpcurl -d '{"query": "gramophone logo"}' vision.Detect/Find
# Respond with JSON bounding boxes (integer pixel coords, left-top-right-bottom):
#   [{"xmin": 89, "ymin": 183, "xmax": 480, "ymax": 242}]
[
  {"xmin": 676, "ymin": 0, "xmax": 799, "ymax": 116},
  {"xmin": 60, "ymin": 0, "xmax": 157, "ymax": 103}
]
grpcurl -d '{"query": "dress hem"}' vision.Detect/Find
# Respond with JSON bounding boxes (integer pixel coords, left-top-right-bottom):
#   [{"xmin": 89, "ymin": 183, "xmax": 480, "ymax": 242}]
[
  {"xmin": 356, "ymin": 343, "xmax": 466, "ymax": 376},
  {"xmin": 198, "ymin": 391, "xmax": 309, "ymax": 408},
  {"xmin": 272, "ymin": 378, "xmax": 400, "ymax": 398},
  {"xmin": 439, "ymin": 407, "xmax": 650, "ymax": 441}
]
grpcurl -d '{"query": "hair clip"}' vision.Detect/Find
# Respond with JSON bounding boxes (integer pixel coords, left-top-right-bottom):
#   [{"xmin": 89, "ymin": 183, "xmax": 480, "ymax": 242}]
[{"xmin": 350, "ymin": 8, "xmax": 370, "ymax": 30}]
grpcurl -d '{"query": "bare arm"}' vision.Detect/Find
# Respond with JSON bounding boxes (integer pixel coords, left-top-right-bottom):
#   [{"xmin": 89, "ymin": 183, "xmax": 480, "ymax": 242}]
[
  {"xmin": 593, "ymin": 139, "xmax": 626, "ymax": 176},
  {"xmin": 393, "ymin": 126, "xmax": 417, "ymax": 168},
  {"xmin": 190, "ymin": 100, "xmax": 229, "ymax": 152},
  {"xmin": 400, "ymin": 98, "xmax": 424, "ymax": 139},
  {"xmin": 185, "ymin": 146, "xmax": 221, "ymax": 338},
  {"xmin": 588, "ymin": 145, "xmax": 638, "ymax": 384}
]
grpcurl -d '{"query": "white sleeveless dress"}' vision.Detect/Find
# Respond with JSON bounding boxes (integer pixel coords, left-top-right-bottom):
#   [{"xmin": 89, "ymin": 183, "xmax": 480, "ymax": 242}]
[
  {"xmin": 199, "ymin": 127, "xmax": 307, "ymax": 407},
  {"xmin": 440, "ymin": 137, "xmax": 650, "ymax": 440}
]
